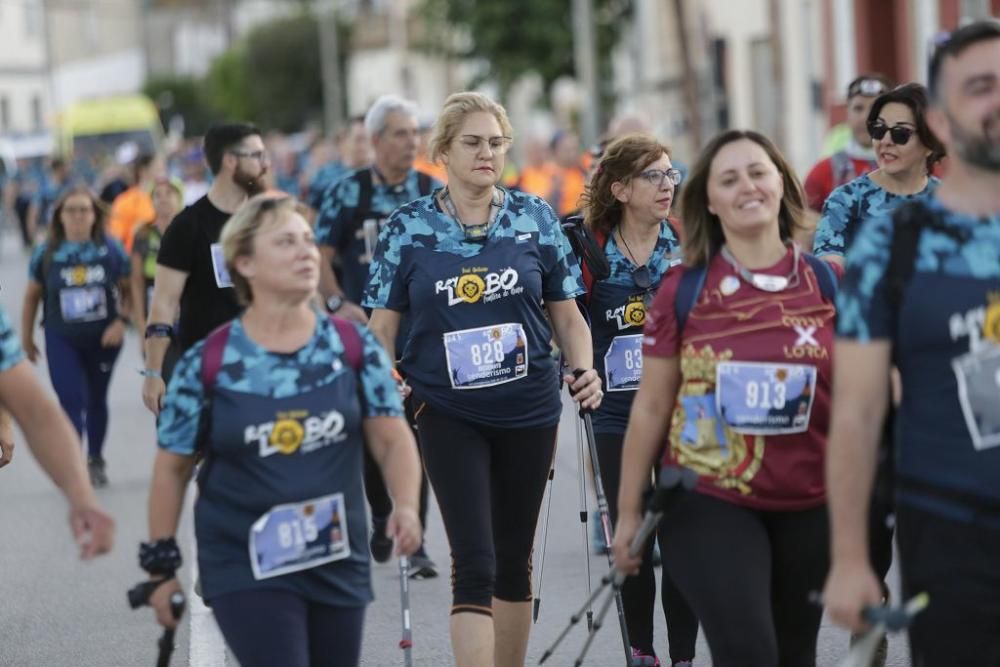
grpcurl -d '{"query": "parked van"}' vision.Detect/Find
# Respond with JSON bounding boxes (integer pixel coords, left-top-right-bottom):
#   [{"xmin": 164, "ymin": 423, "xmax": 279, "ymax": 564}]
[{"xmin": 58, "ymin": 94, "xmax": 163, "ymax": 162}]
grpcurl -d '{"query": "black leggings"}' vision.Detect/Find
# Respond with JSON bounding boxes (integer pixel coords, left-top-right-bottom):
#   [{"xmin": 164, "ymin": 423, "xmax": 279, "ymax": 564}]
[
  {"xmin": 416, "ymin": 403, "xmax": 556, "ymax": 615},
  {"xmin": 659, "ymin": 492, "xmax": 829, "ymax": 667},
  {"xmin": 211, "ymin": 589, "xmax": 365, "ymax": 667},
  {"xmin": 363, "ymin": 397, "xmax": 430, "ymax": 530},
  {"xmin": 595, "ymin": 432, "xmax": 699, "ymax": 662}
]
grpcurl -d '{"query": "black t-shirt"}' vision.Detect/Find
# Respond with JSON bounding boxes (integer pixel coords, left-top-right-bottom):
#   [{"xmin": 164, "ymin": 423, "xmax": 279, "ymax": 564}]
[{"xmin": 156, "ymin": 195, "xmax": 241, "ymax": 351}]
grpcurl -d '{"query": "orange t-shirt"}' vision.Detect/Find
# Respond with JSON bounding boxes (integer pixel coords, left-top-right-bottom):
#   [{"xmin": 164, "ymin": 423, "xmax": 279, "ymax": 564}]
[
  {"xmin": 109, "ymin": 186, "xmax": 155, "ymax": 253},
  {"xmin": 413, "ymin": 158, "xmax": 448, "ymax": 186},
  {"xmin": 550, "ymin": 164, "xmax": 587, "ymax": 217}
]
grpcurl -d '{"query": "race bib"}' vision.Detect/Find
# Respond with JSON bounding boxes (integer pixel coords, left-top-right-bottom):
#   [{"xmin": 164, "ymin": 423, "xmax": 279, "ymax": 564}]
[
  {"xmin": 250, "ymin": 493, "xmax": 350, "ymax": 580},
  {"xmin": 604, "ymin": 334, "xmax": 643, "ymax": 392},
  {"xmin": 360, "ymin": 217, "xmax": 388, "ymax": 264},
  {"xmin": 716, "ymin": 362, "xmax": 817, "ymax": 435},
  {"xmin": 59, "ymin": 287, "xmax": 108, "ymax": 322},
  {"xmin": 953, "ymin": 345, "xmax": 1000, "ymax": 451},
  {"xmin": 210, "ymin": 243, "xmax": 233, "ymax": 288},
  {"xmin": 443, "ymin": 323, "xmax": 528, "ymax": 389}
]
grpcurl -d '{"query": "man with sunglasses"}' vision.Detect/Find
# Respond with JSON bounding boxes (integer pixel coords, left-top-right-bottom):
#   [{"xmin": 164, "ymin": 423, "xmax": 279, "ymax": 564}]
[
  {"xmin": 825, "ymin": 20, "xmax": 1000, "ymax": 664},
  {"xmin": 803, "ymin": 74, "xmax": 893, "ymax": 213}
]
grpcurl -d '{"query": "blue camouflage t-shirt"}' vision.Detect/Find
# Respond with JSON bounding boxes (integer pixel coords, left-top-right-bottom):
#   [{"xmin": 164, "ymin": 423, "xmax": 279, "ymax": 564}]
[
  {"xmin": 587, "ymin": 222, "xmax": 682, "ymax": 434},
  {"xmin": 314, "ymin": 168, "xmax": 442, "ymax": 304},
  {"xmin": 363, "ymin": 188, "xmax": 585, "ymax": 429},
  {"xmin": 158, "ymin": 314, "xmax": 403, "ymax": 455},
  {"xmin": 0, "ymin": 305, "xmax": 25, "ymax": 373},
  {"xmin": 814, "ymin": 174, "xmax": 939, "ymax": 258},
  {"xmin": 308, "ymin": 161, "xmax": 350, "ymax": 210},
  {"xmin": 837, "ymin": 195, "xmax": 1000, "ymax": 525},
  {"xmin": 29, "ymin": 238, "xmax": 130, "ymax": 338}
]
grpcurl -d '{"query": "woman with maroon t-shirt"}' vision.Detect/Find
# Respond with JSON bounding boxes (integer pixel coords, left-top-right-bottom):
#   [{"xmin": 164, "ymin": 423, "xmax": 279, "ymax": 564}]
[{"xmin": 612, "ymin": 129, "xmax": 840, "ymax": 667}]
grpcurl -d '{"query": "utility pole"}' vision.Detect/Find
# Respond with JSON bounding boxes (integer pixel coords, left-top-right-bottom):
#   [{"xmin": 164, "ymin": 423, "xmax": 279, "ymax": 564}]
[
  {"xmin": 672, "ymin": 0, "xmax": 703, "ymax": 150},
  {"xmin": 571, "ymin": 0, "xmax": 599, "ymax": 146},
  {"xmin": 317, "ymin": 0, "xmax": 344, "ymax": 135}
]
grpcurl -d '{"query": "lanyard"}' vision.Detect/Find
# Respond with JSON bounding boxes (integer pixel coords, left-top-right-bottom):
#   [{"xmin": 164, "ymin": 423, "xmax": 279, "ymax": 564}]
[
  {"xmin": 441, "ymin": 187, "xmax": 504, "ymax": 243},
  {"xmin": 720, "ymin": 243, "xmax": 801, "ymax": 292},
  {"xmin": 371, "ymin": 166, "xmax": 407, "ymax": 196}
]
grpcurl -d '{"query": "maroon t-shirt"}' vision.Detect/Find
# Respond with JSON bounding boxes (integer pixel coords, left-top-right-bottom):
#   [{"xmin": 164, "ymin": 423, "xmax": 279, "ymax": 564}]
[{"xmin": 643, "ymin": 248, "xmax": 842, "ymax": 511}]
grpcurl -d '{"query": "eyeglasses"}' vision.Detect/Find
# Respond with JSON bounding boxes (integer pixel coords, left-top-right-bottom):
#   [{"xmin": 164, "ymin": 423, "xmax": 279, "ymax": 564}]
[
  {"xmin": 63, "ymin": 205, "xmax": 94, "ymax": 215},
  {"xmin": 455, "ymin": 135, "xmax": 513, "ymax": 155},
  {"xmin": 867, "ymin": 121, "xmax": 915, "ymax": 146},
  {"xmin": 848, "ymin": 78, "xmax": 889, "ymax": 98},
  {"xmin": 229, "ymin": 149, "xmax": 270, "ymax": 162},
  {"xmin": 637, "ymin": 168, "xmax": 682, "ymax": 188}
]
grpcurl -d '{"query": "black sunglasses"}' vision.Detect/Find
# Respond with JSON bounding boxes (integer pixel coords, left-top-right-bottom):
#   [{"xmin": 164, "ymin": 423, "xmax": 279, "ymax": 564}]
[{"xmin": 867, "ymin": 121, "xmax": 914, "ymax": 146}]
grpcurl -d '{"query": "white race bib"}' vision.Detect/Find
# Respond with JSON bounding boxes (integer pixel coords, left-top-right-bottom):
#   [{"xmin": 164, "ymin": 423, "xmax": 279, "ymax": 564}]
[
  {"xmin": 604, "ymin": 334, "xmax": 643, "ymax": 392},
  {"xmin": 59, "ymin": 287, "xmax": 108, "ymax": 322},
  {"xmin": 210, "ymin": 243, "xmax": 234, "ymax": 288},
  {"xmin": 249, "ymin": 493, "xmax": 350, "ymax": 580},
  {"xmin": 443, "ymin": 323, "xmax": 528, "ymax": 389},
  {"xmin": 953, "ymin": 345, "xmax": 1000, "ymax": 451},
  {"xmin": 716, "ymin": 361, "xmax": 817, "ymax": 435}
]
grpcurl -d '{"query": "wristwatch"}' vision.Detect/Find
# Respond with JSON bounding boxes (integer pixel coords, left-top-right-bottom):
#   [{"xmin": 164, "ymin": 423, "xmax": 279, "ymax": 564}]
[{"xmin": 326, "ymin": 295, "xmax": 345, "ymax": 313}]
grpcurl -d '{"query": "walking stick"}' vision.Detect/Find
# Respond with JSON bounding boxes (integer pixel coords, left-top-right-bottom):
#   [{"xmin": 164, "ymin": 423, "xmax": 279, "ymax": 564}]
[
  {"xmin": 576, "ymin": 413, "xmax": 595, "ymax": 632},
  {"xmin": 399, "ymin": 556, "xmax": 413, "ymax": 667},
  {"xmin": 127, "ymin": 579, "xmax": 186, "ymax": 667},
  {"xmin": 533, "ymin": 461, "xmax": 556, "ymax": 623}
]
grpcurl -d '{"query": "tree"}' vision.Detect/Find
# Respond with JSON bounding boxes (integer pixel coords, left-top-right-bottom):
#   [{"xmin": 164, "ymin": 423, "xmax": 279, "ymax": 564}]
[
  {"xmin": 143, "ymin": 75, "xmax": 216, "ymax": 137},
  {"xmin": 416, "ymin": 0, "xmax": 628, "ymax": 115}
]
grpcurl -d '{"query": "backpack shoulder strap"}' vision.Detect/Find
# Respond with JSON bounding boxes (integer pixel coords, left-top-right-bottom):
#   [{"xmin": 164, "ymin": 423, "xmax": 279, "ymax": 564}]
[
  {"xmin": 887, "ymin": 200, "xmax": 933, "ymax": 308},
  {"xmin": 580, "ymin": 228, "xmax": 607, "ymax": 301},
  {"xmin": 803, "ymin": 253, "xmax": 838, "ymax": 302},
  {"xmin": 200, "ymin": 322, "xmax": 233, "ymax": 391},
  {"xmin": 674, "ymin": 265, "xmax": 708, "ymax": 335},
  {"xmin": 330, "ymin": 316, "xmax": 363, "ymax": 372},
  {"xmin": 416, "ymin": 171, "xmax": 433, "ymax": 196},
  {"xmin": 353, "ymin": 168, "xmax": 375, "ymax": 225}
]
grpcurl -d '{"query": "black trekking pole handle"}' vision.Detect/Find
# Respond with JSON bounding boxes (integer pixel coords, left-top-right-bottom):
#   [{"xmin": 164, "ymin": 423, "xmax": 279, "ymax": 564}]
[
  {"xmin": 569, "ymin": 368, "xmax": 599, "ymax": 416},
  {"xmin": 156, "ymin": 592, "xmax": 186, "ymax": 667}
]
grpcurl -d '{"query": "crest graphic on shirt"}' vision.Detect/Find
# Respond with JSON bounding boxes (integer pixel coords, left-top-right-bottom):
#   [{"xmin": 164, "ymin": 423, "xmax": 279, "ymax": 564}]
[
  {"xmin": 270, "ymin": 419, "xmax": 305, "ymax": 455},
  {"xmin": 984, "ymin": 292, "xmax": 1000, "ymax": 345},
  {"xmin": 607, "ymin": 295, "xmax": 647, "ymax": 330},
  {"xmin": 670, "ymin": 344, "xmax": 765, "ymax": 495},
  {"xmin": 436, "ymin": 266, "xmax": 522, "ymax": 307},
  {"xmin": 61, "ymin": 264, "xmax": 105, "ymax": 286},
  {"xmin": 248, "ymin": 409, "xmax": 348, "ymax": 458}
]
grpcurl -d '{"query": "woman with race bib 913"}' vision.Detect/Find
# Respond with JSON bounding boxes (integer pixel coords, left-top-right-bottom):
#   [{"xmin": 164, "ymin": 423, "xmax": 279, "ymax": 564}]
[
  {"xmin": 364, "ymin": 92, "xmax": 601, "ymax": 667},
  {"xmin": 580, "ymin": 134, "xmax": 698, "ymax": 666},
  {"xmin": 144, "ymin": 195, "xmax": 422, "ymax": 667},
  {"xmin": 21, "ymin": 186, "xmax": 132, "ymax": 489},
  {"xmin": 612, "ymin": 130, "xmax": 841, "ymax": 667}
]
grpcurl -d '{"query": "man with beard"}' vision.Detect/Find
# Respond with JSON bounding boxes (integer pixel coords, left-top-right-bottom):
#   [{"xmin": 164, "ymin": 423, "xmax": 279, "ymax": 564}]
[
  {"xmin": 141, "ymin": 124, "xmax": 269, "ymax": 415},
  {"xmin": 824, "ymin": 20, "xmax": 1000, "ymax": 664}
]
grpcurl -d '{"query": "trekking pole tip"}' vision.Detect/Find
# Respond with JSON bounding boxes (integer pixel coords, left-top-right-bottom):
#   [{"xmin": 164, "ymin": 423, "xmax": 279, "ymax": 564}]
[{"xmin": 533, "ymin": 598, "xmax": 541, "ymax": 623}]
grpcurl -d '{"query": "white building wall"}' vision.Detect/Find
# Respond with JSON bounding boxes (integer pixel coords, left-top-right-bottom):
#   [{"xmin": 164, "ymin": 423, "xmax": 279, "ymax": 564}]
[
  {"xmin": 49, "ymin": 50, "xmax": 146, "ymax": 112},
  {"xmin": 700, "ymin": 0, "xmax": 770, "ymax": 131},
  {"xmin": 0, "ymin": 0, "xmax": 49, "ymax": 133}
]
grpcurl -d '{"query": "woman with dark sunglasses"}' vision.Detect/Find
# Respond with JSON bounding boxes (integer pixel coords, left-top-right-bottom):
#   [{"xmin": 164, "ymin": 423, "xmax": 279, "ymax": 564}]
[
  {"xmin": 580, "ymin": 134, "xmax": 698, "ymax": 667},
  {"xmin": 813, "ymin": 83, "xmax": 946, "ymax": 264}
]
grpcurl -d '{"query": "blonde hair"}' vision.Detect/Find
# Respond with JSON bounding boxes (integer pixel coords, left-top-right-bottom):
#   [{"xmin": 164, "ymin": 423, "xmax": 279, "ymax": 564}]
[
  {"xmin": 428, "ymin": 92, "xmax": 514, "ymax": 164},
  {"xmin": 220, "ymin": 194, "xmax": 308, "ymax": 305},
  {"xmin": 679, "ymin": 130, "xmax": 806, "ymax": 267},
  {"xmin": 582, "ymin": 134, "xmax": 670, "ymax": 236}
]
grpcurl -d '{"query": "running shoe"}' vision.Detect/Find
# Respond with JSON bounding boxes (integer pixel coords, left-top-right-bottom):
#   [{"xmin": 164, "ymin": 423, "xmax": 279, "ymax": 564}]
[
  {"xmin": 370, "ymin": 518, "xmax": 393, "ymax": 563},
  {"xmin": 407, "ymin": 546, "xmax": 438, "ymax": 579},
  {"xmin": 630, "ymin": 647, "xmax": 660, "ymax": 666},
  {"xmin": 88, "ymin": 457, "xmax": 108, "ymax": 488}
]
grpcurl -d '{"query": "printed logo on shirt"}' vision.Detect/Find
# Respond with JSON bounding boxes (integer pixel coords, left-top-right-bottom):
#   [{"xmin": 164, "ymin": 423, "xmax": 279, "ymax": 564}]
[
  {"xmin": 244, "ymin": 409, "xmax": 348, "ymax": 458},
  {"xmin": 605, "ymin": 295, "xmax": 647, "ymax": 330},
  {"xmin": 435, "ymin": 266, "xmax": 522, "ymax": 306},
  {"xmin": 950, "ymin": 304, "xmax": 992, "ymax": 354},
  {"xmin": 782, "ymin": 315, "xmax": 828, "ymax": 360},
  {"xmin": 984, "ymin": 292, "xmax": 1000, "ymax": 345},
  {"xmin": 60, "ymin": 264, "xmax": 105, "ymax": 286}
]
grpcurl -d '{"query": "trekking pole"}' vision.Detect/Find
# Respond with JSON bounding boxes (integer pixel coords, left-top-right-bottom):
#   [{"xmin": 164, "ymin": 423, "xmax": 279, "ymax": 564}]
[
  {"xmin": 833, "ymin": 593, "xmax": 929, "ymax": 667},
  {"xmin": 540, "ymin": 465, "xmax": 699, "ymax": 665},
  {"xmin": 576, "ymin": 412, "xmax": 595, "ymax": 632},
  {"xmin": 570, "ymin": 370, "xmax": 653, "ymax": 666},
  {"xmin": 127, "ymin": 579, "xmax": 186, "ymax": 667},
  {"xmin": 399, "ymin": 556, "xmax": 413, "ymax": 667},
  {"xmin": 533, "ymin": 462, "xmax": 556, "ymax": 623}
]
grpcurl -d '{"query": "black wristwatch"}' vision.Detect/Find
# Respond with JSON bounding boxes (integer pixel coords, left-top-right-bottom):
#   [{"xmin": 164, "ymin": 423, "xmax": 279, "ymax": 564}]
[{"xmin": 326, "ymin": 295, "xmax": 345, "ymax": 313}]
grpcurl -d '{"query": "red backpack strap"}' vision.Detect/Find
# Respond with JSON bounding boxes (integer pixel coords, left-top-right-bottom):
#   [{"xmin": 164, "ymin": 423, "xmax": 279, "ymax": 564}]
[
  {"xmin": 200, "ymin": 322, "xmax": 233, "ymax": 391},
  {"xmin": 330, "ymin": 316, "xmax": 363, "ymax": 372},
  {"xmin": 581, "ymin": 228, "xmax": 607, "ymax": 303}
]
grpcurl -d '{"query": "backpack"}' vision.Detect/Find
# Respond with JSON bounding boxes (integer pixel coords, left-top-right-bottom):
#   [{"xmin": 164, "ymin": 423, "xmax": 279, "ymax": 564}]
[
  {"xmin": 195, "ymin": 315, "xmax": 364, "ymax": 458},
  {"xmin": 673, "ymin": 252, "xmax": 839, "ymax": 334}
]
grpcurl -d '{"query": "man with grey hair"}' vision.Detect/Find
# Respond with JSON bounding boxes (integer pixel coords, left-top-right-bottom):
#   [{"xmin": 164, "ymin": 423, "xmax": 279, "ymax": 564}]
[{"xmin": 315, "ymin": 94, "xmax": 441, "ymax": 578}]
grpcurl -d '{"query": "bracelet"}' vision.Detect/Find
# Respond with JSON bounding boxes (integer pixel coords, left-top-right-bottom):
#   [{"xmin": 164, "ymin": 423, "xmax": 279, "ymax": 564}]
[
  {"xmin": 139, "ymin": 537, "xmax": 183, "ymax": 577},
  {"xmin": 138, "ymin": 368, "xmax": 162, "ymax": 379},
  {"xmin": 144, "ymin": 323, "xmax": 174, "ymax": 339}
]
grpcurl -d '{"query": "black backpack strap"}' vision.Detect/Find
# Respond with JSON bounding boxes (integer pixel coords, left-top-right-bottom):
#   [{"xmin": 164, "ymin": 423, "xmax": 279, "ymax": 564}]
[
  {"xmin": 352, "ymin": 168, "xmax": 375, "ymax": 230},
  {"xmin": 803, "ymin": 253, "xmax": 838, "ymax": 303},
  {"xmin": 416, "ymin": 171, "xmax": 433, "ymax": 196},
  {"xmin": 674, "ymin": 265, "xmax": 708, "ymax": 336}
]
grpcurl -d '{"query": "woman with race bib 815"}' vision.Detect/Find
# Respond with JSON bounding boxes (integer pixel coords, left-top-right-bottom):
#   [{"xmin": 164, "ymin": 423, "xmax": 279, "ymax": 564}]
[
  {"xmin": 612, "ymin": 130, "xmax": 840, "ymax": 667},
  {"xmin": 581, "ymin": 134, "xmax": 698, "ymax": 666},
  {"xmin": 364, "ymin": 92, "xmax": 601, "ymax": 667}
]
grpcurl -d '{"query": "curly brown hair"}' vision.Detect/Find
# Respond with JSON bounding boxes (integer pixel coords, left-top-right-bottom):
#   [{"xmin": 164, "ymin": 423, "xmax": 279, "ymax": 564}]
[{"xmin": 582, "ymin": 134, "xmax": 671, "ymax": 237}]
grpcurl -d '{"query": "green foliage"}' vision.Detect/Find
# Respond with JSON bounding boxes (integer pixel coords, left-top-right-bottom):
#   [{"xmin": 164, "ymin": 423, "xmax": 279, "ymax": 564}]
[{"xmin": 143, "ymin": 75, "xmax": 215, "ymax": 136}]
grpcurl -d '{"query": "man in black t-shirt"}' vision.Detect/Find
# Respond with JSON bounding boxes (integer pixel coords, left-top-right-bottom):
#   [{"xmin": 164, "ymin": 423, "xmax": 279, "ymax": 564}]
[{"xmin": 141, "ymin": 124, "xmax": 269, "ymax": 415}]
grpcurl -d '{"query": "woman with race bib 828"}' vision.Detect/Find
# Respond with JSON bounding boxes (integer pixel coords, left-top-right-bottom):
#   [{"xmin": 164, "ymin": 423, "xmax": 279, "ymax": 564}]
[
  {"xmin": 580, "ymin": 134, "xmax": 698, "ymax": 666},
  {"xmin": 612, "ymin": 130, "xmax": 841, "ymax": 667},
  {"xmin": 21, "ymin": 186, "xmax": 132, "ymax": 489},
  {"xmin": 144, "ymin": 195, "xmax": 422, "ymax": 667},
  {"xmin": 364, "ymin": 92, "xmax": 601, "ymax": 667}
]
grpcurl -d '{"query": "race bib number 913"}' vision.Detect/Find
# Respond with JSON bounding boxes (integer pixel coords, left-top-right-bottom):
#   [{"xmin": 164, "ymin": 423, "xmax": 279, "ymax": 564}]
[
  {"xmin": 716, "ymin": 361, "xmax": 817, "ymax": 435},
  {"xmin": 444, "ymin": 323, "xmax": 528, "ymax": 389}
]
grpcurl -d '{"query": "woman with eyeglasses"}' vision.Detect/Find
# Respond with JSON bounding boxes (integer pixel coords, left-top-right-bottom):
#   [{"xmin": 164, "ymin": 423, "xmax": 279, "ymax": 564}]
[
  {"xmin": 579, "ymin": 134, "xmax": 697, "ymax": 666},
  {"xmin": 364, "ymin": 92, "xmax": 601, "ymax": 667},
  {"xmin": 20, "ymin": 186, "xmax": 132, "ymax": 488},
  {"xmin": 612, "ymin": 130, "xmax": 841, "ymax": 666},
  {"xmin": 146, "ymin": 195, "xmax": 422, "ymax": 667},
  {"xmin": 813, "ymin": 83, "xmax": 945, "ymax": 264}
]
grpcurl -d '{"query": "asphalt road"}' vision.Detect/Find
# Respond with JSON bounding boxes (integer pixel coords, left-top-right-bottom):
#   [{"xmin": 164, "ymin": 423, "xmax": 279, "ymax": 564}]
[{"xmin": 0, "ymin": 227, "xmax": 911, "ymax": 666}]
